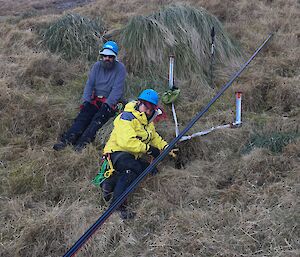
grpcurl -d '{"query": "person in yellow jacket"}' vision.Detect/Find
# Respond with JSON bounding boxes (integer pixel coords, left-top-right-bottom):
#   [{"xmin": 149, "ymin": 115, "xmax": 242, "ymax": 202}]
[{"xmin": 102, "ymin": 89, "xmax": 168, "ymax": 219}]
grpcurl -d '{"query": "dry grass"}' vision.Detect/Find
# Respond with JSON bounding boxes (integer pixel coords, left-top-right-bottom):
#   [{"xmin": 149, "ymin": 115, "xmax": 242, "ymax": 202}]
[{"xmin": 0, "ymin": 0, "xmax": 299, "ymax": 257}]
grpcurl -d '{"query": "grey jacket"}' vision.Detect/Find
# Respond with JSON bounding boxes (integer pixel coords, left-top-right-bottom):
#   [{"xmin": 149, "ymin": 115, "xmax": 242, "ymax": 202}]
[{"xmin": 82, "ymin": 60, "xmax": 126, "ymax": 107}]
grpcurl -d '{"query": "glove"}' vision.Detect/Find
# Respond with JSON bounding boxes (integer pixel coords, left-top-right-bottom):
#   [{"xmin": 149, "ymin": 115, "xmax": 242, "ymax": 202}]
[
  {"xmin": 100, "ymin": 102, "xmax": 112, "ymax": 114},
  {"xmin": 147, "ymin": 146, "xmax": 160, "ymax": 158},
  {"xmin": 169, "ymin": 148, "xmax": 179, "ymax": 158},
  {"xmin": 80, "ymin": 101, "xmax": 90, "ymax": 109}
]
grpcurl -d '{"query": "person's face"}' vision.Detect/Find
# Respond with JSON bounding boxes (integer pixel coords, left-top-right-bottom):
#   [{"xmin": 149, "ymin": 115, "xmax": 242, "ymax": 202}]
[
  {"xmin": 102, "ymin": 55, "xmax": 115, "ymax": 63},
  {"xmin": 138, "ymin": 101, "xmax": 154, "ymax": 117},
  {"xmin": 101, "ymin": 55, "xmax": 115, "ymax": 69}
]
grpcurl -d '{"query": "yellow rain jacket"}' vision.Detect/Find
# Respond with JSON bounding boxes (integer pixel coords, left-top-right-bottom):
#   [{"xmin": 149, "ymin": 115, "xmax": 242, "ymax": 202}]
[{"xmin": 103, "ymin": 101, "xmax": 168, "ymax": 158}]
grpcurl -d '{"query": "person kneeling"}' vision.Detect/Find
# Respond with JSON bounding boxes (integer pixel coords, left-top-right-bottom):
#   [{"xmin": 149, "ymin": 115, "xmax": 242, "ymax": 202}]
[{"xmin": 101, "ymin": 89, "xmax": 167, "ymax": 219}]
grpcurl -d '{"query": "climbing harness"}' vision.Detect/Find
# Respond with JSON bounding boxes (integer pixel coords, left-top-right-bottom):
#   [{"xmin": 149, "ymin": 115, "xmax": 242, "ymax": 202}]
[
  {"xmin": 114, "ymin": 101, "xmax": 124, "ymax": 115},
  {"xmin": 92, "ymin": 154, "xmax": 115, "ymax": 187}
]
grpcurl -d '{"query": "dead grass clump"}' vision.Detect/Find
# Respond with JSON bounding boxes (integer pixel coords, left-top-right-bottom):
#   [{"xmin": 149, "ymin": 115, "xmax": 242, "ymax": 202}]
[
  {"xmin": 0, "ymin": 87, "xmax": 71, "ymax": 149},
  {"xmin": 240, "ymin": 71, "xmax": 278, "ymax": 112},
  {"xmin": 0, "ymin": 197, "xmax": 102, "ymax": 257},
  {"xmin": 283, "ymin": 139, "xmax": 300, "ymax": 159},
  {"xmin": 19, "ymin": 52, "xmax": 69, "ymax": 87},
  {"xmin": 2, "ymin": 27, "xmax": 37, "ymax": 52},
  {"xmin": 267, "ymin": 77, "xmax": 300, "ymax": 113},
  {"xmin": 1, "ymin": 145, "xmax": 102, "ymax": 204},
  {"xmin": 41, "ymin": 13, "xmax": 105, "ymax": 61},
  {"xmin": 16, "ymin": 14, "xmax": 61, "ymax": 32},
  {"xmin": 241, "ymin": 148, "xmax": 293, "ymax": 186},
  {"xmin": 6, "ymin": 161, "xmax": 44, "ymax": 195},
  {"xmin": 239, "ymin": 67, "xmax": 299, "ymax": 115},
  {"xmin": 174, "ymin": 128, "xmax": 248, "ymax": 168}
]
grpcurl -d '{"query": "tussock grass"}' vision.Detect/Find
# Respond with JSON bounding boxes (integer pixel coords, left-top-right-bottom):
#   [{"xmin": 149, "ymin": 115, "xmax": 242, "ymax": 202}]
[
  {"xmin": 41, "ymin": 13, "xmax": 105, "ymax": 61},
  {"xmin": 120, "ymin": 4, "xmax": 242, "ymax": 87}
]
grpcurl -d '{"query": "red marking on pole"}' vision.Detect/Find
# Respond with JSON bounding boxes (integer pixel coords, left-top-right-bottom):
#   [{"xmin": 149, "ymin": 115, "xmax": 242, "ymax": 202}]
[{"xmin": 235, "ymin": 91, "xmax": 242, "ymax": 98}]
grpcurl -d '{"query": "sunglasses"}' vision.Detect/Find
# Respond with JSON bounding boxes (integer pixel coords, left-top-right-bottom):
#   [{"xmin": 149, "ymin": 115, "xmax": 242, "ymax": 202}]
[
  {"xmin": 101, "ymin": 55, "xmax": 115, "ymax": 59},
  {"xmin": 140, "ymin": 101, "xmax": 156, "ymax": 110}
]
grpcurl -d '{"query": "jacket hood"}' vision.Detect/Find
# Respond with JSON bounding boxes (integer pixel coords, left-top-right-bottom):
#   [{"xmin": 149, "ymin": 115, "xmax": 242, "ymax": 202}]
[
  {"xmin": 124, "ymin": 101, "xmax": 148, "ymax": 125},
  {"xmin": 124, "ymin": 101, "xmax": 163, "ymax": 124}
]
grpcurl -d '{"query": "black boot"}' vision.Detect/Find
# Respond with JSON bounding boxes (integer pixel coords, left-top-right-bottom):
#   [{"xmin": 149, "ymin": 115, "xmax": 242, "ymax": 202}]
[
  {"xmin": 53, "ymin": 141, "xmax": 67, "ymax": 151},
  {"xmin": 101, "ymin": 181, "xmax": 113, "ymax": 202},
  {"xmin": 53, "ymin": 133, "xmax": 78, "ymax": 151},
  {"xmin": 73, "ymin": 128, "xmax": 95, "ymax": 152}
]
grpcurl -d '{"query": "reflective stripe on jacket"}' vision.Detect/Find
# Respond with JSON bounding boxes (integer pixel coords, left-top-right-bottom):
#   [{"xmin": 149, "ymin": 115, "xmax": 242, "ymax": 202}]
[{"xmin": 103, "ymin": 101, "xmax": 168, "ymax": 158}]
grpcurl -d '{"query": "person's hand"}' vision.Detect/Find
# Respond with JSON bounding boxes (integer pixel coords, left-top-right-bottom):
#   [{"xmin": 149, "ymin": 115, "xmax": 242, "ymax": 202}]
[
  {"xmin": 147, "ymin": 146, "xmax": 160, "ymax": 158},
  {"xmin": 100, "ymin": 102, "xmax": 112, "ymax": 114},
  {"xmin": 80, "ymin": 101, "xmax": 90, "ymax": 109},
  {"xmin": 169, "ymin": 148, "xmax": 179, "ymax": 158}
]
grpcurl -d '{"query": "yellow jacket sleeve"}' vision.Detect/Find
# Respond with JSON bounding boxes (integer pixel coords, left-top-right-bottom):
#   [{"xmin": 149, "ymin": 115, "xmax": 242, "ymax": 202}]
[{"xmin": 150, "ymin": 124, "xmax": 168, "ymax": 150}]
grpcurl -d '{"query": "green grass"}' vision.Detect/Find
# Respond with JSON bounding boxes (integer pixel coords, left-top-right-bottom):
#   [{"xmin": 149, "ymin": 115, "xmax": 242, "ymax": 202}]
[
  {"xmin": 120, "ymin": 4, "xmax": 242, "ymax": 85},
  {"xmin": 4, "ymin": 162, "xmax": 45, "ymax": 195},
  {"xmin": 242, "ymin": 131, "xmax": 300, "ymax": 154},
  {"xmin": 41, "ymin": 13, "xmax": 105, "ymax": 61}
]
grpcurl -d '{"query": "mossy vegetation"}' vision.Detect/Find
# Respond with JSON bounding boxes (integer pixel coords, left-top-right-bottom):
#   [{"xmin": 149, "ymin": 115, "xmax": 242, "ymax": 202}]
[{"xmin": 242, "ymin": 131, "xmax": 300, "ymax": 154}]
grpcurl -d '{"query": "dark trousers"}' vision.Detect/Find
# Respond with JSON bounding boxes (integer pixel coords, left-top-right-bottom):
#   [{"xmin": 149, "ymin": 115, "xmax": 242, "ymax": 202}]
[
  {"xmin": 61, "ymin": 102, "xmax": 114, "ymax": 147},
  {"xmin": 103, "ymin": 153, "xmax": 151, "ymax": 208}
]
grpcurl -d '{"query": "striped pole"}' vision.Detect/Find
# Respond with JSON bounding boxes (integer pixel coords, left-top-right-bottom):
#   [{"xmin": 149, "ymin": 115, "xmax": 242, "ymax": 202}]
[
  {"xmin": 62, "ymin": 33, "xmax": 273, "ymax": 257},
  {"xmin": 235, "ymin": 91, "xmax": 242, "ymax": 125},
  {"xmin": 169, "ymin": 55, "xmax": 179, "ymax": 137},
  {"xmin": 168, "ymin": 55, "xmax": 175, "ymax": 89}
]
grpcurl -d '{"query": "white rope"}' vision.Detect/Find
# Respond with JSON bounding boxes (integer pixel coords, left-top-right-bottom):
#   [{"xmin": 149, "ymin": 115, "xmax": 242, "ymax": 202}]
[
  {"xmin": 167, "ymin": 55, "xmax": 242, "ymax": 142},
  {"xmin": 179, "ymin": 92, "xmax": 242, "ymax": 142},
  {"xmin": 171, "ymin": 103, "xmax": 179, "ymax": 137},
  {"xmin": 179, "ymin": 123, "xmax": 242, "ymax": 142}
]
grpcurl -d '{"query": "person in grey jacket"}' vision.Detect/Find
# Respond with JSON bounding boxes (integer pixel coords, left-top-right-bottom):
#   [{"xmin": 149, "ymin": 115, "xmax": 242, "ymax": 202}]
[{"xmin": 53, "ymin": 41, "xmax": 127, "ymax": 151}]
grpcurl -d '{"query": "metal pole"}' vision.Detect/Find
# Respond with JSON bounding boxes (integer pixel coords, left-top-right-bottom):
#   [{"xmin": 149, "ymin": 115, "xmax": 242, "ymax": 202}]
[
  {"xmin": 235, "ymin": 91, "xmax": 242, "ymax": 125},
  {"xmin": 210, "ymin": 26, "xmax": 215, "ymax": 88},
  {"xmin": 169, "ymin": 55, "xmax": 180, "ymax": 137},
  {"xmin": 168, "ymin": 55, "xmax": 175, "ymax": 89},
  {"xmin": 63, "ymin": 33, "xmax": 273, "ymax": 257}
]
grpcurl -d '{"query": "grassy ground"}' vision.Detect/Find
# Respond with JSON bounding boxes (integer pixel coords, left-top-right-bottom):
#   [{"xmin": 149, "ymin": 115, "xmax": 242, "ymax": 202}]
[{"xmin": 0, "ymin": 0, "xmax": 299, "ymax": 257}]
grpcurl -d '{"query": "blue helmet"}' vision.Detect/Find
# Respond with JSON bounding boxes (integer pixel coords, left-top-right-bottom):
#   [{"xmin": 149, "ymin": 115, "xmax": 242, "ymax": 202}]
[
  {"xmin": 99, "ymin": 41, "xmax": 119, "ymax": 56},
  {"xmin": 138, "ymin": 89, "xmax": 159, "ymax": 106}
]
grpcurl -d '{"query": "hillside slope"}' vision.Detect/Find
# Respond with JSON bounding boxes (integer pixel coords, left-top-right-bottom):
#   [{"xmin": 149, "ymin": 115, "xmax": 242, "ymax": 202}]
[{"xmin": 0, "ymin": 0, "xmax": 299, "ymax": 257}]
